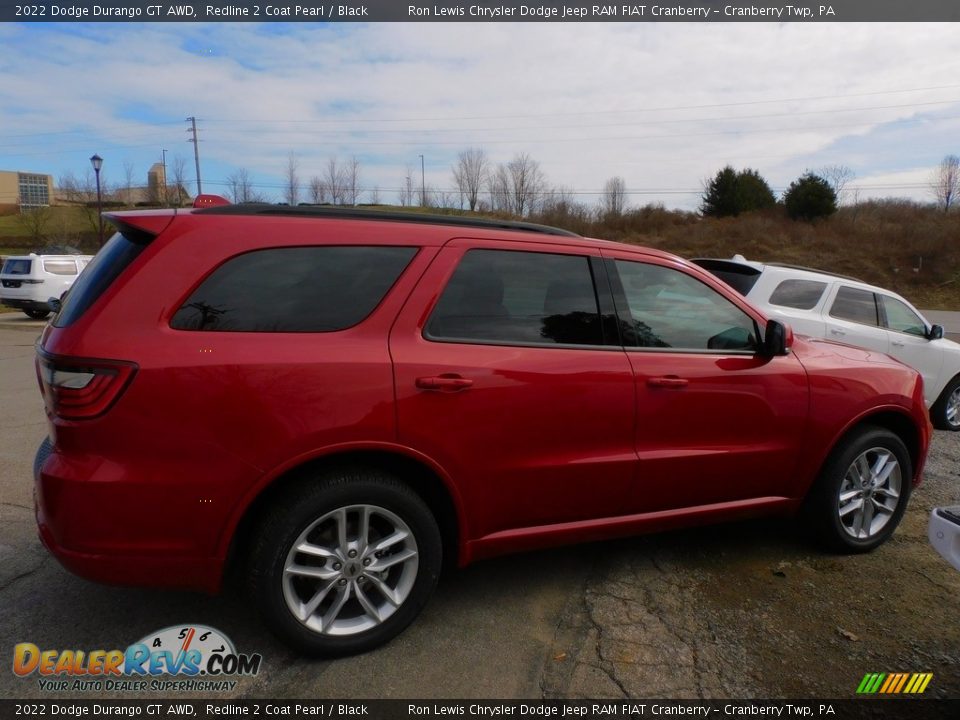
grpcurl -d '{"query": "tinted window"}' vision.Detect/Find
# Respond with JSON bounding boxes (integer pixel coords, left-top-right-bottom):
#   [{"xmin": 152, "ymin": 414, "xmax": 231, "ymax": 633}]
[
  {"xmin": 615, "ymin": 260, "xmax": 758, "ymax": 351},
  {"xmin": 171, "ymin": 246, "xmax": 416, "ymax": 333},
  {"xmin": 53, "ymin": 233, "xmax": 148, "ymax": 327},
  {"xmin": 692, "ymin": 260, "xmax": 761, "ymax": 296},
  {"xmin": 426, "ymin": 249, "xmax": 603, "ymax": 346},
  {"xmin": 2, "ymin": 259, "xmax": 32, "ymax": 275},
  {"xmin": 830, "ymin": 286, "xmax": 878, "ymax": 326},
  {"xmin": 769, "ymin": 279, "xmax": 827, "ymax": 310},
  {"xmin": 881, "ymin": 295, "xmax": 927, "ymax": 337},
  {"xmin": 43, "ymin": 259, "xmax": 78, "ymax": 276}
]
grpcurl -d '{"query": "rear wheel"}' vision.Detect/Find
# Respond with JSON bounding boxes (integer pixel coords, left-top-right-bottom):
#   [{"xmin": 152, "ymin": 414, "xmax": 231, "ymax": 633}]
[
  {"xmin": 24, "ymin": 309, "xmax": 50, "ymax": 320},
  {"xmin": 931, "ymin": 376, "xmax": 960, "ymax": 431},
  {"xmin": 806, "ymin": 426, "xmax": 912, "ymax": 553},
  {"xmin": 248, "ymin": 468, "xmax": 441, "ymax": 656}
]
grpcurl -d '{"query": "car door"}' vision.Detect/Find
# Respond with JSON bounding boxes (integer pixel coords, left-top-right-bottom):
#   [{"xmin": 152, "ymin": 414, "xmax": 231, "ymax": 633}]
[
  {"xmin": 604, "ymin": 252, "xmax": 809, "ymax": 513},
  {"xmin": 823, "ymin": 284, "xmax": 890, "ymax": 355},
  {"xmin": 390, "ymin": 239, "xmax": 637, "ymax": 542},
  {"xmin": 878, "ymin": 293, "xmax": 942, "ymax": 406}
]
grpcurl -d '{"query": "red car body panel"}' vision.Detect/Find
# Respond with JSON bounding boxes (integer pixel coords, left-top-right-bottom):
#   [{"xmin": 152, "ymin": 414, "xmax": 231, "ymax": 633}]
[{"xmin": 33, "ymin": 210, "xmax": 931, "ymax": 593}]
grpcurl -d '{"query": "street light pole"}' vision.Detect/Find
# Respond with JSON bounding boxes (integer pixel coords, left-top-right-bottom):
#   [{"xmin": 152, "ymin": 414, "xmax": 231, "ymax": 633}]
[
  {"xmin": 419, "ymin": 154, "xmax": 425, "ymax": 207},
  {"xmin": 161, "ymin": 148, "xmax": 168, "ymax": 206},
  {"xmin": 90, "ymin": 154, "xmax": 104, "ymax": 247}
]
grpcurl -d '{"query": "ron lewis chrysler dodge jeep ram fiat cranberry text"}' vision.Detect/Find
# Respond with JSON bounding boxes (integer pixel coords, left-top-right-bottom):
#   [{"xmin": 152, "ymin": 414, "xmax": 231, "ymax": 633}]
[{"xmin": 33, "ymin": 200, "xmax": 931, "ymax": 656}]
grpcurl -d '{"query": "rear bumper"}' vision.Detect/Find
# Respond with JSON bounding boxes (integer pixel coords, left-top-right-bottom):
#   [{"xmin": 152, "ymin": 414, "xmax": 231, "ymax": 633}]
[
  {"xmin": 2, "ymin": 298, "xmax": 50, "ymax": 311},
  {"xmin": 33, "ymin": 438, "xmax": 223, "ymax": 594}
]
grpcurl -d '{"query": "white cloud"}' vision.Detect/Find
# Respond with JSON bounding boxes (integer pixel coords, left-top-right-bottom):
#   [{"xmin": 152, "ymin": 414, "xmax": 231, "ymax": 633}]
[{"xmin": 2, "ymin": 22, "xmax": 959, "ymax": 209}]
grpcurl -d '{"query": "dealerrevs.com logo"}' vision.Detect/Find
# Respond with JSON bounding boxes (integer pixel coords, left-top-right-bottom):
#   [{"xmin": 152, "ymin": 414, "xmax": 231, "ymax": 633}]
[{"xmin": 12, "ymin": 625, "xmax": 262, "ymax": 693}]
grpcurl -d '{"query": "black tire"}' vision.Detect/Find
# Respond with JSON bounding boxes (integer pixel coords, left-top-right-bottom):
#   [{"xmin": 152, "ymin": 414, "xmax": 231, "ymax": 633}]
[
  {"xmin": 248, "ymin": 467, "xmax": 442, "ymax": 657},
  {"xmin": 24, "ymin": 309, "xmax": 50, "ymax": 320},
  {"xmin": 804, "ymin": 426, "xmax": 912, "ymax": 553},
  {"xmin": 931, "ymin": 375, "xmax": 960, "ymax": 431}
]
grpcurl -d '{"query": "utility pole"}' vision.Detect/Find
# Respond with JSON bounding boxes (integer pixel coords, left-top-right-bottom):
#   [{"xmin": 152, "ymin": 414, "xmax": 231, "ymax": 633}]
[
  {"xmin": 419, "ymin": 154, "xmax": 425, "ymax": 207},
  {"xmin": 161, "ymin": 148, "xmax": 168, "ymax": 206},
  {"xmin": 186, "ymin": 117, "xmax": 202, "ymax": 195}
]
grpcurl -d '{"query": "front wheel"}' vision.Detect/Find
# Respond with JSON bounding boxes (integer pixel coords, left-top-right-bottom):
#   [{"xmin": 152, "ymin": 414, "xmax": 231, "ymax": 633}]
[
  {"xmin": 805, "ymin": 426, "xmax": 912, "ymax": 553},
  {"xmin": 931, "ymin": 376, "xmax": 960, "ymax": 431},
  {"xmin": 248, "ymin": 468, "xmax": 442, "ymax": 656}
]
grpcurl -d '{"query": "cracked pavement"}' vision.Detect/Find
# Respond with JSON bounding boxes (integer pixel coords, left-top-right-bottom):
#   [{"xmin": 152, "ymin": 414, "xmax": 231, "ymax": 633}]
[{"xmin": 0, "ymin": 323, "xmax": 957, "ymax": 701}]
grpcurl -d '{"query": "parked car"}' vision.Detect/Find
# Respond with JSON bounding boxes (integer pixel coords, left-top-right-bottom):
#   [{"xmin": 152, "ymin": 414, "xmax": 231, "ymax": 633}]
[
  {"xmin": 693, "ymin": 256, "xmax": 960, "ymax": 431},
  {"xmin": 929, "ymin": 506, "xmax": 960, "ymax": 572},
  {"xmin": 1, "ymin": 252, "xmax": 93, "ymax": 319},
  {"xmin": 34, "ymin": 200, "xmax": 930, "ymax": 656}
]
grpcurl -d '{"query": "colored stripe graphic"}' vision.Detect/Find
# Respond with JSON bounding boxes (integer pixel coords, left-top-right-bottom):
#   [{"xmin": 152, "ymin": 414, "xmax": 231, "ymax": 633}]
[{"xmin": 857, "ymin": 672, "xmax": 932, "ymax": 694}]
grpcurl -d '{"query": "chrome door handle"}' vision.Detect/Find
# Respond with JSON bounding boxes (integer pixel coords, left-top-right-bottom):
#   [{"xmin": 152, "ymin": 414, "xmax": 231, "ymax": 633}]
[
  {"xmin": 891, "ymin": 340, "xmax": 905, "ymax": 348},
  {"xmin": 830, "ymin": 328, "xmax": 846, "ymax": 336}
]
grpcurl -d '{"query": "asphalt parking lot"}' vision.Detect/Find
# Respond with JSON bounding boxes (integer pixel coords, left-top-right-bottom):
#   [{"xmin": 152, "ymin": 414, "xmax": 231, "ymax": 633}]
[{"xmin": 1, "ymin": 320, "xmax": 958, "ymax": 701}]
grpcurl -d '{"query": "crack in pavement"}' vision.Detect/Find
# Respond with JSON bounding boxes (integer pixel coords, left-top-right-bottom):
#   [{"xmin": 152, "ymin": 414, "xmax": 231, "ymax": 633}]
[{"xmin": 0, "ymin": 556, "xmax": 49, "ymax": 593}]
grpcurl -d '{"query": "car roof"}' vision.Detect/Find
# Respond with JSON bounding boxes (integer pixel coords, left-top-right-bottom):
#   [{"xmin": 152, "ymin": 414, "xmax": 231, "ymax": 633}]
[
  {"xmin": 105, "ymin": 206, "xmax": 682, "ymax": 262},
  {"xmin": 694, "ymin": 255, "xmax": 864, "ymax": 284}
]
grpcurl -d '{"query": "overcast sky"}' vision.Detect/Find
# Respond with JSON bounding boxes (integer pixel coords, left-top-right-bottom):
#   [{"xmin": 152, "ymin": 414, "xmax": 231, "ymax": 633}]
[{"xmin": 1, "ymin": 21, "xmax": 959, "ymax": 210}]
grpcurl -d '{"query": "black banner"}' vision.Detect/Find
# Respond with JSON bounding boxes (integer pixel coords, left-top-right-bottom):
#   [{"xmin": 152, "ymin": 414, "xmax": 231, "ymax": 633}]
[
  {"xmin": 3, "ymin": 0, "xmax": 960, "ymax": 23},
  {"xmin": 1, "ymin": 700, "xmax": 959, "ymax": 720}
]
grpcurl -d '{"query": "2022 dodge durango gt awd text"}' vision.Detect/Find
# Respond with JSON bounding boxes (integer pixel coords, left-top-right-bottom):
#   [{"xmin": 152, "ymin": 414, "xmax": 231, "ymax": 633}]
[{"xmin": 33, "ymin": 201, "xmax": 931, "ymax": 656}]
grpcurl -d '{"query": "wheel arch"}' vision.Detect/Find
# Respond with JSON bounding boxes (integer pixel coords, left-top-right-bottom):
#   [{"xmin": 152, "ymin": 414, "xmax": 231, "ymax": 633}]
[{"xmin": 221, "ymin": 445, "xmax": 466, "ymax": 589}]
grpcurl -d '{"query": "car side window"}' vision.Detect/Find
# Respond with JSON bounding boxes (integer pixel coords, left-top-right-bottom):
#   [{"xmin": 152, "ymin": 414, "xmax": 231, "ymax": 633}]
[
  {"xmin": 768, "ymin": 279, "xmax": 827, "ymax": 310},
  {"xmin": 614, "ymin": 260, "xmax": 758, "ymax": 352},
  {"xmin": 425, "ymin": 249, "xmax": 605, "ymax": 347},
  {"xmin": 830, "ymin": 286, "xmax": 879, "ymax": 326},
  {"xmin": 170, "ymin": 246, "xmax": 416, "ymax": 332},
  {"xmin": 881, "ymin": 295, "xmax": 927, "ymax": 337}
]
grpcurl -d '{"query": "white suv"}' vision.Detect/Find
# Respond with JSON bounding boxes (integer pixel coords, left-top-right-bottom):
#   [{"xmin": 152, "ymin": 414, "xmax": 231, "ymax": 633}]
[
  {"xmin": 694, "ymin": 255, "xmax": 960, "ymax": 431},
  {"xmin": 1, "ymin": 252, "xmax": 93, "ymax": 320}
]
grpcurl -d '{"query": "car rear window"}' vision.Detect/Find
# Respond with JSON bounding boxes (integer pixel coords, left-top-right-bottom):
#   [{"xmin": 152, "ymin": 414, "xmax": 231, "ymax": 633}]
[
  {"xmin": 2, "ymin": 259, "xmax": 32, "ymax": 275},
  {"xmin": 53, "ymin": 233, "xmax": 149, "ymax": 327},
  {"xmin": 425, "ymin": 249, "xmax": 604, "ymax": 347},
  {"xmin": 170, "ymin": 246, "xmax": 417, "ymax": 333},
  {"xmin": 768, "ymin": 279, "xmax": 827, "ymax": 310},
  {"xmin": 42, "ymin": 259, "xmax": 78, "ymax": 276},
  {"xmin": 691, "ymin": 260, "xmax": 761, "ymax": 296}
]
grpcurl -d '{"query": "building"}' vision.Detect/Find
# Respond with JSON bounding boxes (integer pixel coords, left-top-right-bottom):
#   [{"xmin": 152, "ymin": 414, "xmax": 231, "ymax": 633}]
[{"xmin": 0, "ymin": 170, "xmax": 55, "ymax": 214}]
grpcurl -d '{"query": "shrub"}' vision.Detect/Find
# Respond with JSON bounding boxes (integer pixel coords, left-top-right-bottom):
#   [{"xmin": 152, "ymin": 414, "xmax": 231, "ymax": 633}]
[
  {"xmin": 701, "ymin": 166, "xmax": 777, "ymax": 217},
  {"xmin": 784, "ymin": 173, "xmax": 837, "ymax": 221}
]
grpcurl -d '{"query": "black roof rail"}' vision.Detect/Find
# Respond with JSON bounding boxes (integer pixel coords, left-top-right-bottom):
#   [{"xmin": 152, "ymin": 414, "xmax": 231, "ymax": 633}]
[
  {"xmin": 764, "ymin": 262, "xmax": 863, "ymax": 284},
  {"xmin": 194, "ymin": 204, "xmax": 580, "ymax": 238}
]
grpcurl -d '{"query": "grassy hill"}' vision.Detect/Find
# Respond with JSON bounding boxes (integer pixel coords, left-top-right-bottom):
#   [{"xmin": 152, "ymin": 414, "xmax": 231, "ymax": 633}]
[{"xmin": 2, "ymin": 201, "xmax": 958, "ymax": 310}]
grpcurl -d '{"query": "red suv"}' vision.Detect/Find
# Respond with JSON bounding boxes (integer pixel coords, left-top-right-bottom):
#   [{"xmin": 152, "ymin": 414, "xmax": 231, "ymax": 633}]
[{"xmin": 34, "ymin": 202, "xmax": 931, "ymax": 656}]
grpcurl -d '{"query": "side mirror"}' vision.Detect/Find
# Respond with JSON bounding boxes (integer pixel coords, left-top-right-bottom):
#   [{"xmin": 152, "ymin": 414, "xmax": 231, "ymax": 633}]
[
  {"xmin": 47, "ymin": 296, "xmax": 62, "ymax": 314},
  {"xmin": 762, "ymin": 319, "xmax": 791, "ymax": 356},
  {"xmin": 928, "ymin": 324, "xmax": 944, "ymax": 341}
]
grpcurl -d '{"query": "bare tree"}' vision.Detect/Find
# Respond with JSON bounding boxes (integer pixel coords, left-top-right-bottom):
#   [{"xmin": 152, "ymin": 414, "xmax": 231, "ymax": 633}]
[
  {"xmin": 324, "ymin": 157, "xmax": 348, "ymax": 205},
  {"xmin": 56, "ymin": 170, "xmax": 102, "ymax": 236},
  {"xmin": 284, "ymin": 152, "xmax": 300, "ymax": 205},
  {"xmin": 817, "ymin": 165, "xmax": 855, "ymax": 204},
  {"xmin": 122, "ymin": 161, "xmax": 136, "ymax": 206},
  {"xmin": 227, "ymin": 168, "xmax": 257, "ymax": 203},
  {"xmin": 488, "ymin": 164, "xmax": 512, "ymax": 212},
  {"xmin": 452, "ymin": 148, "xmax": 489, "ymax": 211},
  {"xmin": 170, "ymin": 156, "xmax": 189, "ymax": 206},
  {"xmin": 15, "ymin": 207, "xmax": 53, "ymax": 244},
  {"xmin": 399, "ymin": 166, "xmax": 415, "ymax": 207},
  {"xmin": 370, "ymin": 185, "xmax": 381, "ymax": 205},
  {"xmin": 930, "ymin": 154, "xmax": 960, "ymax": 213},
  {"xmin": 346, "ymin": 156, "xmax": 362, "ymax": 206},
  {"xmin": 506, "ymin": 153, "xmax": 546, "ymax": 216},
  {"xmin": 309, "ymin": 176, "xmax": 328, "ymax": 204},
  {"xmin": 600, "ymin": 176, "xmax": 627, "ymax": 216}
]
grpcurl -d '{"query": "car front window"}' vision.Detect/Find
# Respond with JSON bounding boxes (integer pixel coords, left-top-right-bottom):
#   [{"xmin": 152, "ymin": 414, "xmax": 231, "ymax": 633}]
[
  {"xmin": 881, "ymin": 295, "xmax": 927, "ymax": 337},
  {"xmin": 615, "ymin": 260, "xmax": 758, "ymax": 352}
]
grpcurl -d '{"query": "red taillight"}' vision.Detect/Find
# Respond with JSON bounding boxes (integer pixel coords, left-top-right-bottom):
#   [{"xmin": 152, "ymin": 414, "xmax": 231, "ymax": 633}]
[{"xmin": 36, "ymin": 355, "xmax": 137, "ymax": 420}]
